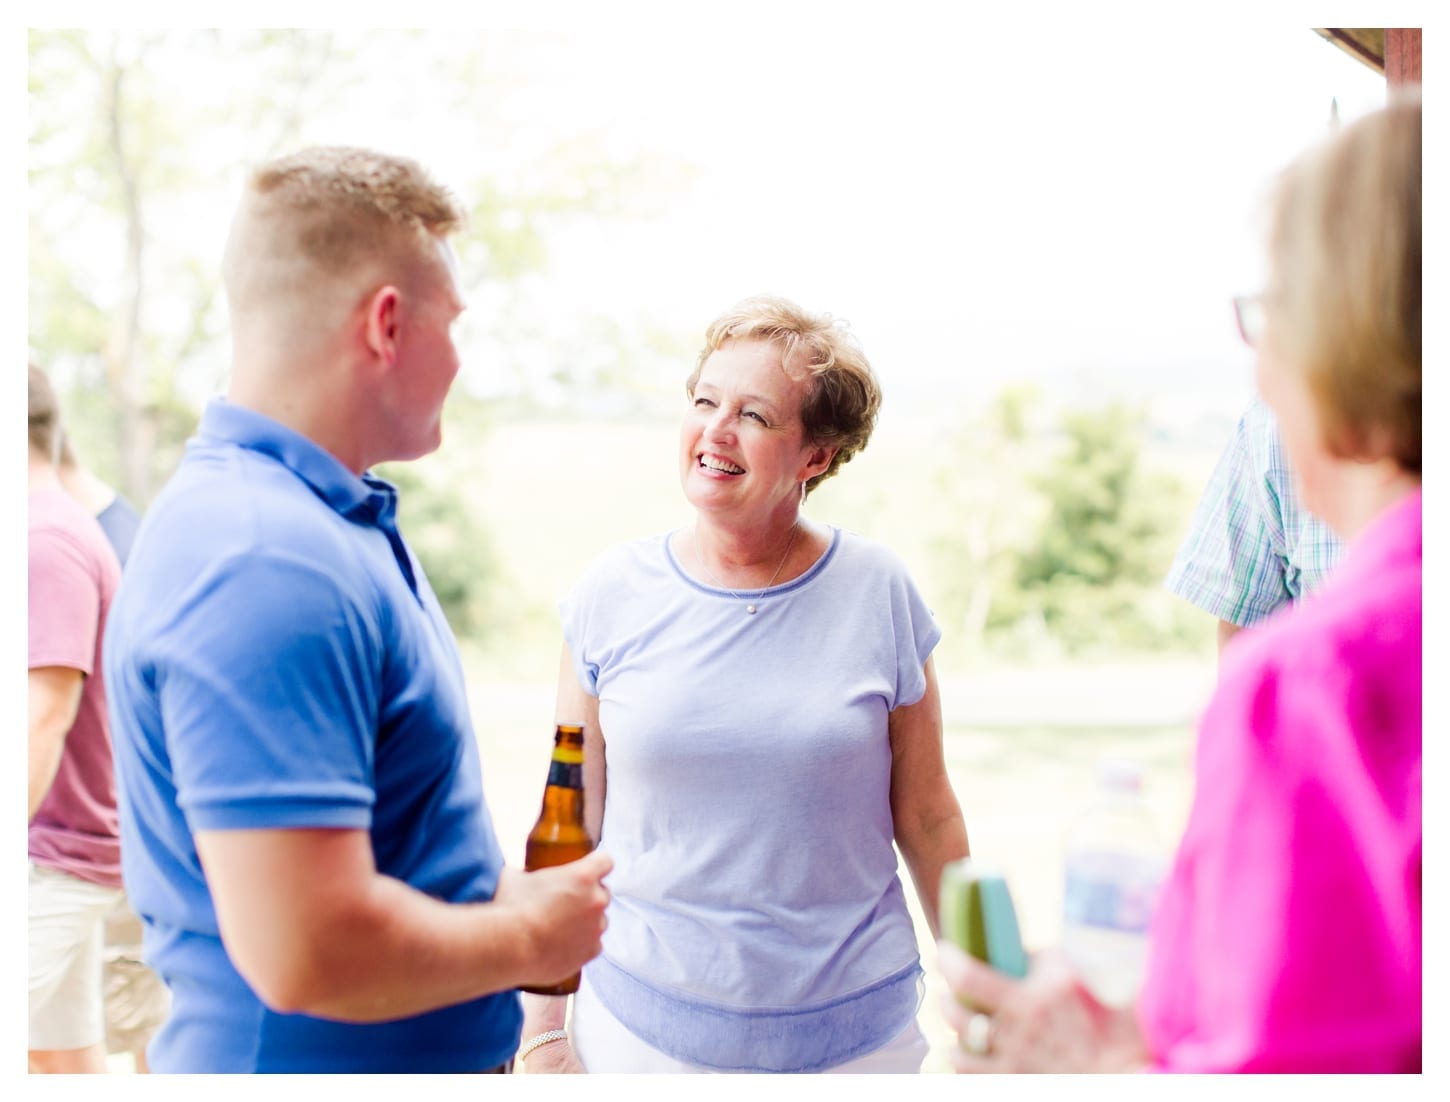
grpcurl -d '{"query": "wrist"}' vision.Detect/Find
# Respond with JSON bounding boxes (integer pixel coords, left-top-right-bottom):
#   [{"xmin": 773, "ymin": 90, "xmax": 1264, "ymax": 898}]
[
  {"xmin": 476, "ymin": 873, "xmax": 550, "ymax": 992},
  {"xmin": 493, "ymin": 869, "xmax": 556, "ymax": 982},
  {"xmin": 518, "ymin": 1028, "xmax": 569, "ymax": 1062},
  {"xmin": 1086, "ymin": 992, "xmax": 1148, "ymax": 1072},
  {"xmin": 520, "ymin": 991, "xmax": 569, "ymax": 1032}
]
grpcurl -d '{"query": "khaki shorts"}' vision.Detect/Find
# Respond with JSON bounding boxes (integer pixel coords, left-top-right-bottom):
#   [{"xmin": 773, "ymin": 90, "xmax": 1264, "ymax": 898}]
[
  {"xmin": 102, "ymin": 895, "xmax": 171, "ymax": 1055},
  {"xmin": 29, "ymin": 863, "xmax": 123, "ymax": 1052}
]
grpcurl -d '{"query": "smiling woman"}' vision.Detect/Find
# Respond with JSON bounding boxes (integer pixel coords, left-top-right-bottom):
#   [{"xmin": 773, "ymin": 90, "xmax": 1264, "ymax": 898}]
[
  {"xmin": 516, "ymin": 293, "xmax": 972, "ymax": 1074},
  {"xmin": 681, "ymin": 339, "xmax": 828, "ymax": 540}
]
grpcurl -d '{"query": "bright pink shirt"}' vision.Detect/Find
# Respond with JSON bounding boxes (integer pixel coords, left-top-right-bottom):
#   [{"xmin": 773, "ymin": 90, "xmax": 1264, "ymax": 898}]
[
  {"xmin": 1140, "ymin": 488, "xmax": 1421, "ymax": 1072},
  {"xmin": 28, "ymin": 486, "xmax": 124, "ymax": 888}
]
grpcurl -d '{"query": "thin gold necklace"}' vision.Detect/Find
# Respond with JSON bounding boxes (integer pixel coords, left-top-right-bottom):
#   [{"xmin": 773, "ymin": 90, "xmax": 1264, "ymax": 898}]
[{"xmin": 693, "ymin": 523, "xmax": 800, "ymax": 615}]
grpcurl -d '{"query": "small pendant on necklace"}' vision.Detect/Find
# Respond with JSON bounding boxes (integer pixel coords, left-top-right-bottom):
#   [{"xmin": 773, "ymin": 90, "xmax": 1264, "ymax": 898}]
[{"xmin": 746, "ymin": 605, "xmax": 758, "ymax": 615}]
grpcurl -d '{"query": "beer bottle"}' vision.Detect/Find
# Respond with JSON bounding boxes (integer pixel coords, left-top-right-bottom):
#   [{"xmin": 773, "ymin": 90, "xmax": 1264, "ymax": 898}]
[{"xmin": 520, "ymin": 723, "xmax": 595, "ymax": 996}]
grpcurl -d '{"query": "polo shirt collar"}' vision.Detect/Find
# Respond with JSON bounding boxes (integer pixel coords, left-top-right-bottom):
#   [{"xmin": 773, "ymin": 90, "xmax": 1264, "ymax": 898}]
[
  {"xmin": 196, "ymin": 398, "xmax": 389, "ymax": 523},
  {"xmin": 194, "ymin": 399, "xmax": 420, "ymax": 600}
]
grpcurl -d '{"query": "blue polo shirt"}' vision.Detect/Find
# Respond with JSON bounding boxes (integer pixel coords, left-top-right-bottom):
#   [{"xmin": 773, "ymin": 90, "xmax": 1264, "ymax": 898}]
[{"xmin": 103, "ymin": 399, "xmax": 521, "ymax": 1072}]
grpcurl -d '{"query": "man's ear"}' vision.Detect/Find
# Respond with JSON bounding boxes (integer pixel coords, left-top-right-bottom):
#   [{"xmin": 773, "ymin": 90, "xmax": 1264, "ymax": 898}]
[{"xmin": 362, "ymin": 285, "xmax": 401, "ymax": 367}]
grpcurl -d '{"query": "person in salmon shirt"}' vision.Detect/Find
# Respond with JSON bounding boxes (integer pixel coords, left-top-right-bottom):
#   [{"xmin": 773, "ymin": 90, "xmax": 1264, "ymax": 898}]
[{"xmin": 28, "ymin": 363, "xmax": 125, "ymax": 1074}]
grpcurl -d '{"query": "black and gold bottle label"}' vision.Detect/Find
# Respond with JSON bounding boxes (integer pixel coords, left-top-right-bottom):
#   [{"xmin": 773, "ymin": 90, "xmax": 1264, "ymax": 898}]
[
  {"xmin": 546, "ymin": 759, "xmax": 583, "ymax": 789},
  {"xmin": 546, "ymin": 740, "xmax": 584, "ymax": 789}
]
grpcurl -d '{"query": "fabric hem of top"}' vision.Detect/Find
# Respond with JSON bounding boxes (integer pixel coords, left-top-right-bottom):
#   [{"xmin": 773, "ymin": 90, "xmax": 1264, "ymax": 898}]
[{"xmin": 585, "ymin": 954, "xmax": 924, "ymax": 1072}]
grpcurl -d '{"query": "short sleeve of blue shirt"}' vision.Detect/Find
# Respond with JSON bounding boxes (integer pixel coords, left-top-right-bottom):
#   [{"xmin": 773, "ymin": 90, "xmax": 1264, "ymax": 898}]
[{"xmin": 154, "ymin": 549, "xmax": 380, "ymax": 832}]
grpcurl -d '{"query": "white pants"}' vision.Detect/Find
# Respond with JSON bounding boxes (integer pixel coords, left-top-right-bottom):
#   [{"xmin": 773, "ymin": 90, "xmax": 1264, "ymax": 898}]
[
  {"xmin": 571, "ymin": 969, "xmax": 930, "ymax": 1073},
  {"xmin": 29, "ymin": 863, "xmax": 125, "ymax": 1051}
]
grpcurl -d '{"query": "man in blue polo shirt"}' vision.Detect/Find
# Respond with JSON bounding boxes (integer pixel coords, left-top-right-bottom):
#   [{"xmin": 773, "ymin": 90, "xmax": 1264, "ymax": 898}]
[{"xmin": 103, "ymin": 146, "xmax": 611, "ymax": 1073}]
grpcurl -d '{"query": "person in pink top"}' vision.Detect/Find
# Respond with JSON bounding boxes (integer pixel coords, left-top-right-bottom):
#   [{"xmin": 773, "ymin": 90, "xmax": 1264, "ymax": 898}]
[
  {"xmin": 937, "ymin": 90, "xmax": 1422, "ymax": 1072},
  {"xmin": 28, "ymin": 363, "xmax": 126, "ymax": 1073}
]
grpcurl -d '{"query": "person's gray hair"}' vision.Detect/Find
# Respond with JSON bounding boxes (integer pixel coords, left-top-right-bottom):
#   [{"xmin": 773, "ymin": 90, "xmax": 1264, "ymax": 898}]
[{"xmin": 1267, "ymin": 88, "xmax": 1420, "ymax": 473}]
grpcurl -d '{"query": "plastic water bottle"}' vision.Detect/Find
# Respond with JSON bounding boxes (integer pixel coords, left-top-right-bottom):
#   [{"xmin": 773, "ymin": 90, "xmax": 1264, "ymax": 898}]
[{"xmin": 1062, "ymin": 757, "xmax": 1166, "ymax": 1008}]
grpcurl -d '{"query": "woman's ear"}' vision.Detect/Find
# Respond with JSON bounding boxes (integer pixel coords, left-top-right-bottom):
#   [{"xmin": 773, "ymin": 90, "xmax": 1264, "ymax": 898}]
[{"xmin": 801, "ymin": 443, "xmax": 837, "ymax": 482}]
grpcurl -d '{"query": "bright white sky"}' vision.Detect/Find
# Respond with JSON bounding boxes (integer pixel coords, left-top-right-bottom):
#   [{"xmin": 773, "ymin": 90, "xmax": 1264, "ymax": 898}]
[
  {"xmin": 519, "ymin": 17, "xmax": 1391, "ymax": 414},
  {"xmin": 14, "ymin": 8, "xmax": 1419, "ymax": 435},
  {"xmin": 520, "ymin": 22, "xmax": 1382, "ymax": 342},
  {"xmin": 252, "ymin": 10, "xmax": 1397, "ymax": 422}
]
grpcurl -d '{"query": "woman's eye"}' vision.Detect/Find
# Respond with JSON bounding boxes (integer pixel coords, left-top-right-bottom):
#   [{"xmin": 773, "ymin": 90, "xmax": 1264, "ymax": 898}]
[
  {"xmin": 744, "ymin": 411, "xmax": 766, "ymax": 424},
  {"xmin": 694, "ymin": 397, "xmax": 715, "ymax": 408}
]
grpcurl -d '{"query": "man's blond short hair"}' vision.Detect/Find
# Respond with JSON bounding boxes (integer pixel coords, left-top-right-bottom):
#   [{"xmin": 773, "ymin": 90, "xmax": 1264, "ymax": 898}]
[
  {"xmin": 1268, "ymin": 89, "xmax": 1420, "ymax": 473},
  {"xmin": 686, "ymin": 295, "xmax": 882, "ymax": 496},
  {"xmin": 224, "ymin": 146, "xmax": 467, "ymax": 319}
]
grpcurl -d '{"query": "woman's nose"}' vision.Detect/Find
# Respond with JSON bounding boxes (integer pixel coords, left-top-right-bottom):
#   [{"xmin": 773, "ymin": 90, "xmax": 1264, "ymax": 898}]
[{"xmin": 703, "ymin": 406, "xmax": 735, "ymax": 437}]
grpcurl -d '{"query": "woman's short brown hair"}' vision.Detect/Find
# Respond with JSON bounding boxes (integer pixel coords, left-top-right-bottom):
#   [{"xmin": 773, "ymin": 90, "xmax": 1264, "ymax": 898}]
[
  {"xmin": 1267, "ymin": 88, "xmax": 1420, "ymax": 473},
  {"xmin": 686, "ymin": 295, "xmax": 882, "ymax": 496}
]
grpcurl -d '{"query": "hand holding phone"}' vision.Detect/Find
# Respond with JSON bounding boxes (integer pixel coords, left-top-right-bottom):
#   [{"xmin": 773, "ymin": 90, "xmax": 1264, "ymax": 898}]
[{"xmin": 939, "ymin": 858, "xmax": 1028, "ymax": 978}]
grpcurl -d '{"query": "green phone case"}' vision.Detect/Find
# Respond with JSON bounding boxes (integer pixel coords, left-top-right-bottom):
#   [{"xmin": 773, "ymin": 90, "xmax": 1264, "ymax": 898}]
[{"xmin": 940, "ymin": 858, "xmax": 1028, "ymax": 978}]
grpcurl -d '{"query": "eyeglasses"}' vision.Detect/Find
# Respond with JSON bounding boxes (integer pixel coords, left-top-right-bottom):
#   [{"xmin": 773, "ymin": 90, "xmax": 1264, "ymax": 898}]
[{"xmin": 1232, "ymin": 294, "xmax": 1265, "ymax": 348}]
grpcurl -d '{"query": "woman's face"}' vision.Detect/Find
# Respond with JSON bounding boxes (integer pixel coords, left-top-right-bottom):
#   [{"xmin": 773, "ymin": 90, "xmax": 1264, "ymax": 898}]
[
  {"xmin": 679, "ymin": 338, "xmax": 833, "ymax": 526},
  {"xmin": 1255, "ymin": 314, "xmax": 1337, "ymax": 524}
]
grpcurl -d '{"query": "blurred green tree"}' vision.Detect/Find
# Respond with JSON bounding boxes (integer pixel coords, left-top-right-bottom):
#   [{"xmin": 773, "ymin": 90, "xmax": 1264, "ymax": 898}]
[
  {"xmin": 931, "ymin": 392, "xmax": 1204, "ymax": 661},
  {"xmin": 1017, "ymin": 404, "xmax": 1167, "ymax": 589},
  {"xmin": 927, "ymin": 384, "xmax": 1047, "ymax": 659},
  {"xmin": 1005, "ymin": 402, "xmax": 1194, "ymax": 653},
  {"xmin": 374, "ymin": 459, "xmax": 505, "ymax": 643}
]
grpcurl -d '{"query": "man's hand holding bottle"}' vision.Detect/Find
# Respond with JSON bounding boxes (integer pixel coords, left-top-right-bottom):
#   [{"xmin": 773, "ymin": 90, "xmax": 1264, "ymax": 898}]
[{"xmin": 493, "ymin": 851, "xmax": 612, "ymax": 995}]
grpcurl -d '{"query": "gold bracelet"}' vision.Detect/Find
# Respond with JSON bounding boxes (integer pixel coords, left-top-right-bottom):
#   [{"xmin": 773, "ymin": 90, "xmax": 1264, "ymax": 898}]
[{"xmin": 518, "ymin": 1029, "xmax": 569, "ymax": 1061}]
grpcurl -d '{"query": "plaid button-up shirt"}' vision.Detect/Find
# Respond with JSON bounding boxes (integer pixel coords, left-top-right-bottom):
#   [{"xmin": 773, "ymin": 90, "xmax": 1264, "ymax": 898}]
[{"xmin": 1166, "ymin": 397, "xmax": 1344, "ymax": 626}]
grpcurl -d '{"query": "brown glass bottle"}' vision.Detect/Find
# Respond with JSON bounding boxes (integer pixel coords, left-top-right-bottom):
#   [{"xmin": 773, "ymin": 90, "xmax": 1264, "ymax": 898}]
[{"xmin": 520, "ymin": 723, "xmax": 595, "ymax": 995}]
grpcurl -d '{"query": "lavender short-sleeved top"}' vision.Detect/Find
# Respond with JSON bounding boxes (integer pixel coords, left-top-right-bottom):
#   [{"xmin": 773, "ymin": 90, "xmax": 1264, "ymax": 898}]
[{"xmin": 561, "ymin": 526, "xmax": 940, "ymax": 1072}]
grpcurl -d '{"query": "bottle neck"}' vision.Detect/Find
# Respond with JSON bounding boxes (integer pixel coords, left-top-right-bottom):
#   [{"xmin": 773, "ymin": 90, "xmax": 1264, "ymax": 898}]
[
  {"xmin": 538, "ymin": 784, "xmax": 585, "ymax": 821},
  {"xmin": 540, "ymin": 728, "xmax": 585, "ymax": 820}
]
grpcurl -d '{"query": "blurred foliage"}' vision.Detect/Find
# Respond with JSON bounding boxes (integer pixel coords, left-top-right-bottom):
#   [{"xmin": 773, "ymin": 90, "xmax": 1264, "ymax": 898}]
[
  {"xmin": 373, "ymin": 458, "xmax": 506, "ymax": 644},
  {"xmin": 29, "ymin": 30, "xmax": 372, "ymax": 498},
  {"xmin": 931, "ymin": 393, "xmax": 1207, "ymax": 660},
  {"xmin": 1015, "ymin": 404, "xmax": 1178, "ymax": 588},
  {"xmin": 926, "ymin": 384, "xmax": 1048, "ymax": 660}
]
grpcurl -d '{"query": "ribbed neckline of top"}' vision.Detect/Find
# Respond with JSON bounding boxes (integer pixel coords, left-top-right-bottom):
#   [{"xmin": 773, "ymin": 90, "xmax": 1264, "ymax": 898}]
[{"xmin": 663, "ymin": 524, "xmax": 842, "ymax": 601}]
